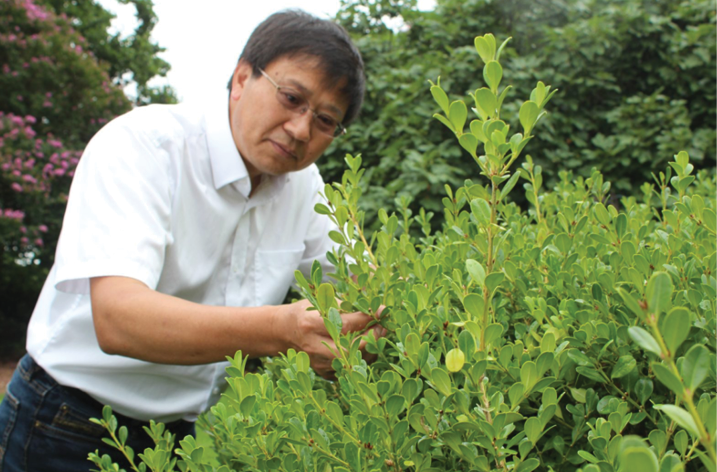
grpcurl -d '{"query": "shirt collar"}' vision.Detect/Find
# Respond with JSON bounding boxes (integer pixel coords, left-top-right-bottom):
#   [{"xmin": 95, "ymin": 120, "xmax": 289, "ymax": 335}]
[{"xmin": 204, "ymin": 93, "xmax": 287, "ymax": 199}]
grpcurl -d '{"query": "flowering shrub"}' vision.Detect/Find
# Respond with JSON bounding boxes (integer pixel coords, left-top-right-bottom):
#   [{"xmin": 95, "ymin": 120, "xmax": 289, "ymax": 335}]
[
  {"xmin": 0, "ymin": 0, "xmax": 138, "ymax": 355},
  {"xmin": 0, "ymin": 0, "xmax": 131, "ymax": 148},
  {"xmin": 91, "ymin": 35, "xmax": 716, "ymax": 472},
  {"xmin": 0, "ymin": 111, "xmax": 79, "ymax": 254}
]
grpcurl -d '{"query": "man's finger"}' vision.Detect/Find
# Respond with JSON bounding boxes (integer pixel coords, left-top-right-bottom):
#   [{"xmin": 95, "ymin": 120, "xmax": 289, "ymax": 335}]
[{"xmin": 339, "ymin": 311, "xmax": 374, "ymax": 334}]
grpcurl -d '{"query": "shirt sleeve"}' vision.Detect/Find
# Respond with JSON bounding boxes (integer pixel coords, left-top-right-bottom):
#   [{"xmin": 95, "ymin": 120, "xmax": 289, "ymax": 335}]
[{"xmin": 54, "ymin": 109, "xmax": 175, "ymax": 294}]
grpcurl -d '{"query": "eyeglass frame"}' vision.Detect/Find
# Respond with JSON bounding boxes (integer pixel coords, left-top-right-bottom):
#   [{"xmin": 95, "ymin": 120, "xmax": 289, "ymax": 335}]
[{"xmin": 259, "ymin": 68, "xmax": 347, "ymax": 138}]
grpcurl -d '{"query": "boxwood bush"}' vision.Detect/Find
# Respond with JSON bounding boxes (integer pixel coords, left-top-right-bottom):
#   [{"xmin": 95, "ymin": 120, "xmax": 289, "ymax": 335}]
[{"xmin": 90, "ymin": 35, "xmax": 716, "ymax": 472}]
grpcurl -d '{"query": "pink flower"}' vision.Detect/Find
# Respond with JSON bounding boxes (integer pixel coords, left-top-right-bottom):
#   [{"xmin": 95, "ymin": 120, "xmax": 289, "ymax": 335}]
[
  {"xmin": 38, "ymin": 224, "xmax": 48, "ymax": 232},
  {"xmin": 11, "ymin": 182, "xmax": 23, "ymax": 192},
  {"xmin": 24, "ymin": 115, "xmax": 36, "ymax": 124},
  {"xmin": 34, "ymin": 238, "xmax": 44, "ymax": 247},
  {"xmin": 53, "ymin": 168, "xmax": 65, "ymax": 176},
  {"xmin": 20, "ymin": 226, "xmax": 27, "ymax": 233},
  {"xmin": 22, "ymin": 174, "xmax": 37, "ymax": 183}
]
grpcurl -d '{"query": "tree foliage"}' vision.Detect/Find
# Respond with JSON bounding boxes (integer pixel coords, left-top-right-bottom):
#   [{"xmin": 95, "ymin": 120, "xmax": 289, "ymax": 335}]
[
  {"xmin": 0, "ymin": 0, "xmax": 174, "ymax": 356},
  {"xmin": 321, "ymin": 0, "xmax": 716, "ymax": 231}
]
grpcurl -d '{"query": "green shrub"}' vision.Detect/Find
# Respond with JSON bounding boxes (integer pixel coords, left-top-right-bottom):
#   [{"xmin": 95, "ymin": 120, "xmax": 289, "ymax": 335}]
[
  {"xmin": 321, "ymin": 0, "xmax": 716, "ymax": 232},
  {"xmin": 90, "ymin": 34, "xmax": 716, "ymax": 472}
]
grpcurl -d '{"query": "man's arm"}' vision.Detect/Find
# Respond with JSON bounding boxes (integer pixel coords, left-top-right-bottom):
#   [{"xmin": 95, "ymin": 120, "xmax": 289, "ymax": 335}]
[{"xmin": 90, "ymin": 276, "xmax": 374, "ymax": 378}]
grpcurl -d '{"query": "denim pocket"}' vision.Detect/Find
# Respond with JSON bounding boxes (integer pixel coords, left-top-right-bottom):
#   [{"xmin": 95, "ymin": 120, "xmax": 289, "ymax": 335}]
[
  {"xmin": 0, "ymin": 389, "xmax": 20, "ymax": 464},
  {"xmin": 33, "ymin": 401, "xmax": 106, "ymax": 443}
]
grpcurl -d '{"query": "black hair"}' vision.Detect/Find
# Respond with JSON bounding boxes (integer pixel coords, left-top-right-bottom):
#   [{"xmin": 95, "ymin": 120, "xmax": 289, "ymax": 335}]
[{"xmin": 228, "ymin": 9, "xmax": 365, "ymax": 126}]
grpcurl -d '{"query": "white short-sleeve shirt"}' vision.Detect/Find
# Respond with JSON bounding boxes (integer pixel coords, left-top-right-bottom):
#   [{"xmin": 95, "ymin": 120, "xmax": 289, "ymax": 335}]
[{"xmin": 26, "ymin": 94, "xmax": 338, "ymax": 422}]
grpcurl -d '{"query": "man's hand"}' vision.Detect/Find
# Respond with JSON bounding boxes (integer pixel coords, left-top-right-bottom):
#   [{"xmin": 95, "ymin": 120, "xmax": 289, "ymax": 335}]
[{"xmin": 277, "ymin": 299, "xmax": 385, "ymax": 379}]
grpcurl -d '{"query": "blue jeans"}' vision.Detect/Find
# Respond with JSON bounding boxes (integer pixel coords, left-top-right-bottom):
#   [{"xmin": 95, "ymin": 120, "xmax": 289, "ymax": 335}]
[{"xmin": 0, "ymin": 354, "xmax": 195, "ymax": 471}]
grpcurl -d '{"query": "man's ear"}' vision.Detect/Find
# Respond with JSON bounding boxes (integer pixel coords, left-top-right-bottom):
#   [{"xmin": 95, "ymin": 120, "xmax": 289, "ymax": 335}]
[{"xmin": 230, "ymin": 60, "xmax": 253, "ymax": 101}]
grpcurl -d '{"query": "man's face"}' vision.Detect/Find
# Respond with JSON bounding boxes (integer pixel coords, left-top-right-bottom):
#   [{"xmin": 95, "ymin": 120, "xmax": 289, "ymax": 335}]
[{"xmin": 228, "ymin": 55, "xmax": 349, "ymax": 182}]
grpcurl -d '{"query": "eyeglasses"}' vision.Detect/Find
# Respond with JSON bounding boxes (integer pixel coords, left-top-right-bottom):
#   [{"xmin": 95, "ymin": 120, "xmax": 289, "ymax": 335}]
[{"xmin": 260, "ymin": 69, "xmax": 347, "ymax": 138}]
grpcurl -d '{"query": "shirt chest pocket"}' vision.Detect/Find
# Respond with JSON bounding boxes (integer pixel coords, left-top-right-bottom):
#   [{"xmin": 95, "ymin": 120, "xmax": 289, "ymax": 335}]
[{"xmin": 254, "ymin": 247, "xmax": 305, "ymax": 306}]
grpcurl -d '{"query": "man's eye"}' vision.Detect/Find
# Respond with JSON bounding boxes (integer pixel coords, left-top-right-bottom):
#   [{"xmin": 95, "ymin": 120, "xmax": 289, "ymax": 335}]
[
  {"xmin": 316, "ymin": 114, "xmax": 337, "ymax": 128},
  {"xmin": 279, "ymin": 91, "xmax": 302, "ymax": 108}
]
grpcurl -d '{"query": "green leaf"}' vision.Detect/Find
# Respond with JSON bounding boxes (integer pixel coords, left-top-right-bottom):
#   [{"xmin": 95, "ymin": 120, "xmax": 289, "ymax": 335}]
[
  {"xmin": 619, "ymin": 437, "xmax": 659, "ymax": 472},
  {"xmin": 654, "ymin": 405, "xmax": 700, "ymax": 437},
  {"xmin": 680, "ymin": 344, "xmax": 710, "ymax": 391},
  {"xmin": 344, "ymin": 442, "xmax": 360, "ymax": 472},
  {"xmin": 474, "ymin": 35, "xmax": 494, "ymax": 63},
  {"xmin": 240, "ymin": 395, "xmax": 257, "ymax": 417},
  {"xmin": 483, "ymin": 323, "xmax": 504, "ymax": 347},
  {"xmin": 628, "ymin": 327, "xmax": 662, "ymax": 356},
  {"xmin": 567, "ymin": 349, "xmax": 593, "ymax": 366},
  {"xmin": 674, "ymin": 430, "xmax": 688, "ymax": 456},
  {"xmin": 509, "ymin": 382, "xmax": 524, "ymax": 407},
  {"xmin": 651, "ymin": 363, "xmax": 684, "ymax": 396},
  {"xmin": 386, "ymin": 395, "xmax": 406, "ymax": 416},
  {"xmin": 449, "ymin": 100, "xmax": 467, "ymax": 134},
  {"xmin": 634, "ymin": 378, "xmax": 653, "ymax": 404},
  {"xmin": 594, "ymin": 203, "xmax": 611, "ymax": 226},
  {"xmin": 611, "ymin": 355, "xmax": 637, "ymax": 379},
  {"xmin": 617, "ymin": 287, "xmax": 645, "ymax": 319},
  {"xmin": 446, "ymin": 348, "xmax": 466, "ymax": 372},
  {"xmin": 314, "ymin": 203, "xmax": 331, "ymax": 215},
  {"xmin": 515, "ymin": 458, "xmax": 540, "ymax": 472},
  {"xmin": 702, "ymin": 208, "xmax": 716, "ymax": 233},
  {"xmin": 118, "ymin": 425, "xmax": 128, "ymax": 445},
  {"xmin": 483, "ymin": 61, "xmax": 503, "ymax": 92},
  {"xmin": 470, "ymin": 198, "xmax": 491, "ymax": 226},
  {"xmin": 500, "ymin": 172, "xmax": 521, "ymax": 200},
  {"xmin": 458, "ymin": 330, "xmax": 476, "ymax": 362},
  {"xmin": 316, "ymin": 283, "xmax": 336, "ymax": 314},
  {"xmin": 430, "ymin": 83, "xmax": 450, "ymax": 115},
  {"xmin": 485, "ymin": 272, "xmax": 505, "ymax": 293},
  {"xmin": 434, "ymin": 113, "xmax": 455, "ymax": 132},
  {"xmin": 459, "ymin": 133, "xmax": 479, "ymax": 157},
  {"xmin": 519, "ymin": 101, "xmax": 539, "ymax": 135},
  {"xmin": 646, "ymin": 272, "xmax": 673, "ymax": 316},
  {"xmin": 662, "ymin": 307, "xmax": 691, "ymax": 355},
  {"xmin": 326, "ymin": 307, "xmax": 343, "ymax": 341},
  {"xmin": 474, "ymin": 87, "xmax": 496, "ymax": 118},
  {"xmin": 576, "ymin": 366, "xmax": 606, "ymax": 383},
  {"xmin": 463, "ymin": 294, "xmax": 484, "ymax": 319},
  {"xmin": 466, "ymin": 259, "xmax": 486, "ymax": 286},
  {"xmin": 520, "ymin": 361, "xmax": 538, "ymax": 389},
  {"xmin": 430, "ymin": 368, "xmax": 453, "ymax": 396}
]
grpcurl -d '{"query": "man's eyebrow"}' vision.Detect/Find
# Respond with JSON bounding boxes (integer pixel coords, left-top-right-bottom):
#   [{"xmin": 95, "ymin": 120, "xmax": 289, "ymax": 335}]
[{"xmin": 286, "ymin": 78, "xmax": 344, "ymax": 118}]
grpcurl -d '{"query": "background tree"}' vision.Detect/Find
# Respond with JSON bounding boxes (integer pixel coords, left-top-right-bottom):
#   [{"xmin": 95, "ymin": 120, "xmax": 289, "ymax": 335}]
[
  {"xmin": 0, "ymin": 0, "xmax": 175, "ymax": 357},
  {"xmin": 322, "ymin": 0, "xmax": 716, "ymax": 230}
]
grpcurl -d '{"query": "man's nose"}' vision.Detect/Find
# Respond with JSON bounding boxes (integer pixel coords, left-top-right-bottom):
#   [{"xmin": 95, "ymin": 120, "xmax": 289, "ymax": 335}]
[{"xmin": 284, "ymin": 109, "xmax": 313, "ymax": 142}]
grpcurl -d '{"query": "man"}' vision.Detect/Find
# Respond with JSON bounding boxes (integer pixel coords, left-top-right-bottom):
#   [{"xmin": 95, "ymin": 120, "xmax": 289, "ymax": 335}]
[{"xmin": 0, "ymin": 10, "xmax": 374, "ymax": 471}]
